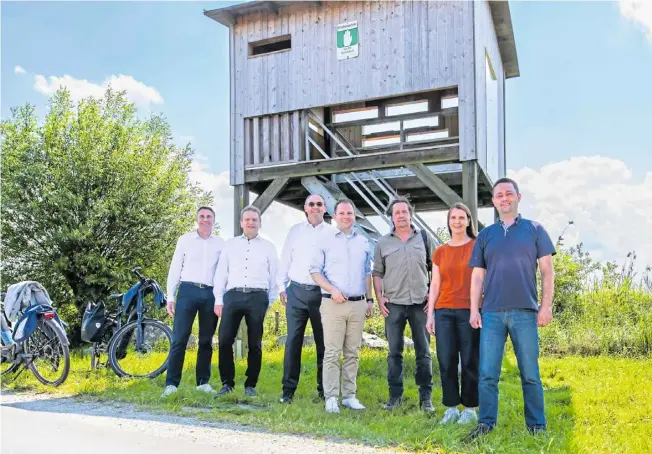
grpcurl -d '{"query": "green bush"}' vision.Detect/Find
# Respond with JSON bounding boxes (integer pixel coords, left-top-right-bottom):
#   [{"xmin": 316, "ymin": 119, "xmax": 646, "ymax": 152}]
[{"xmin": 540, "ymin": 247, "xmax": 652, "ymax": 357}]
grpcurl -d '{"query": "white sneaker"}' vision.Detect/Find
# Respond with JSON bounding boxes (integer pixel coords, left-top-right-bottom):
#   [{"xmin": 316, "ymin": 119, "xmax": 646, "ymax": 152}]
[
  {"xmin": 458, "ymin": 407, "xmax": 478, "ymax": 424},
  {"xmin": 439, "ymin": 407, "xmax": 460, "ymax": 424},
  {"xmin": 196, "ymin": 384, "xmax": 217, "ymax": 394},
  {"xmin": 325, "ymin": 397, "xmax": 340, "ymax": 413},
  {"xmin": 341, "ymin": 396, "xmax": 366, "ymax": 410},
  {"xmin": 161, "ymin": 385, "xmax": 178, "ymax": 398}
]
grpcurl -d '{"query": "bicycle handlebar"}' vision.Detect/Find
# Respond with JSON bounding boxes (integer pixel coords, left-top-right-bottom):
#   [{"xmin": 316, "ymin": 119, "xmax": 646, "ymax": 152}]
[{"xmin": 131, "ymin": 267, "xmax": 146, "ymax": 282}]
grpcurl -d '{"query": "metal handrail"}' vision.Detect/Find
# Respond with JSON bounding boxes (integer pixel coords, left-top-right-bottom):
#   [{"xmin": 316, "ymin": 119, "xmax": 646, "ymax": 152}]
[{"xmin": 306, "ymin": 111, "xmax": 443, "ymax": 245}]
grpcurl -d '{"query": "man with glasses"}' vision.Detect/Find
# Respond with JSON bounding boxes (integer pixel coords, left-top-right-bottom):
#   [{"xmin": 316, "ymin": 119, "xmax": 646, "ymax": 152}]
[{"xmin": 278, "ymin": 194, "xmax": 334, "ymax": 403}]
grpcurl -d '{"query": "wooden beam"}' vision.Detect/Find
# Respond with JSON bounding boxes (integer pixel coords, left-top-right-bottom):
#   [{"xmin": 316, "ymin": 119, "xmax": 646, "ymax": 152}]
[
  {"xmin": 358, "ymin": 201, "xmax": 451, "ymax": 216},
  {"xmin": 329, "ymin": 109, "xmax": 453, "ymax": 129},
  {"xmin": 407, "ymin": 163, "xmax": 464, "ymax": 206},
  {"xmin": 407, "ymin": 163, "xmax": 485, "ymax": 230},
  {"xmin": 204, "ymin": 9, "xmax": 236, "ymax": 27},
  {"xmin": 233, "ymin": 183, "xmax": 250, "ymax": 360},
  {"xmin": 462, "ymin": 161, "xmax": 479, "ymax": 232},
  {"xmin": 251, "ymin": 177, "xmax": 290, "ymax": 214},
  {"xmin": 233, "ymin": 184, "xmax": 249, "ymax": 236},
  {"xmin": 245, "ymin": 144, "xmax": 459, "ymax": 183}
]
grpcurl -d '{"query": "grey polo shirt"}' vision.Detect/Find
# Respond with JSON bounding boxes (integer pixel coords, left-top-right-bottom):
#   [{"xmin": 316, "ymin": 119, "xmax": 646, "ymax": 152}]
[
  {"xmin": 373, "ymin": 228, "xmax": 435, "ymax": 305},
  {"xmin": 468, "ymin": 215, "xmax": 556, "ymax": 312}
]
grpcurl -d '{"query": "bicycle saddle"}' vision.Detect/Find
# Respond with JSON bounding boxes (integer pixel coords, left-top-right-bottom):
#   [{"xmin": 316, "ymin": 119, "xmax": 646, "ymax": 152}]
[{"xmin": 109, "ymin": 293, "xmax": 124, "ymax": 300}]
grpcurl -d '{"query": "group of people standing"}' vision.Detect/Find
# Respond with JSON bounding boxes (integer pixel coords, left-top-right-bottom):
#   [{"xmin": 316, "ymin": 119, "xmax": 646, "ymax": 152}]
[{"xmin": 161, "ymin": 176, "xmax": 555, "ymax": 441}]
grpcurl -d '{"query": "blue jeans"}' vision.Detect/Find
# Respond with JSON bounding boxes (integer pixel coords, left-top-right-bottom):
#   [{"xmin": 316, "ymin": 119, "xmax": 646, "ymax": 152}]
[{"xmin": 478, "ymin": 310, "xmax": 546, "ymax": 429}]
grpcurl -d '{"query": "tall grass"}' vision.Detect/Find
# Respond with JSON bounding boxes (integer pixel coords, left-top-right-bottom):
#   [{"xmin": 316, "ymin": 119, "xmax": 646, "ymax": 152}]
[{"xmin": 540, "ymin": 245, "xmax": 652, "ymax": 357}]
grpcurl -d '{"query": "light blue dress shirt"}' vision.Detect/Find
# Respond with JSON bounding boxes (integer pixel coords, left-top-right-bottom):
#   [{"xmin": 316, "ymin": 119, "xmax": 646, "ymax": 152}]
[{"xmin": 309, "ymin": 227, "xmax": 372, "ymax": 297}]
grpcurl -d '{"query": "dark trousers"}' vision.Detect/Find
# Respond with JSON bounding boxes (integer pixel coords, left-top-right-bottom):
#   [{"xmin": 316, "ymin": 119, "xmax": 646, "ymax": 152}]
[
  {"xmin": 218, "ymin": 289, "xmax": 268, "ymax": 388},
  {"xmin": 385, "ymin": 302, "xmax": 433, "ymax": 399},
  {"xmin": 165, "ymin": 283, "xmax": 218, "ymax": 387},
  {"xmin": 434, "ymin": 308, "xmax": 480, "ymax": 407},
  {"xmin": 282, "ymin": 282, "xmax": 325, "ymax": 394}
]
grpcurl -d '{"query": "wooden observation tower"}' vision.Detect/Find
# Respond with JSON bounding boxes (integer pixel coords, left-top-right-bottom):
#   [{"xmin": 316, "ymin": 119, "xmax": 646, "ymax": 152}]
[{"xmin": 205, "ymin": 0, "xmax": 519, "ymax": 242}]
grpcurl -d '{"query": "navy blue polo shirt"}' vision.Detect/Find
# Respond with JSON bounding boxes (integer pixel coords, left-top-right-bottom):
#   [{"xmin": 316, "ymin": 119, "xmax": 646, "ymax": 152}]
[{"xmin": 469, "ymin": 215, "xmax": 556, "ymax": 312}]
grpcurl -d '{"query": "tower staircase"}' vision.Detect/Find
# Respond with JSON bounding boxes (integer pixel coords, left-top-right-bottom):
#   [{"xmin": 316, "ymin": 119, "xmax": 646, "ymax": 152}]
[{"xmin": 302, "ymin": 111, "xmax": 443, "ymax": 247}]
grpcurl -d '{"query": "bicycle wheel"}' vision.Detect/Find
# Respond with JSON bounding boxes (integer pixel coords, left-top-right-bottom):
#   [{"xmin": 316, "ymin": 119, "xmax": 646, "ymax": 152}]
[
  {"xmin": 27, "ymin": 318, "xmax": 70, "ymax": 387},
  {"xmin": 107, "ymin": 319, "xmax": 172, "ymax": 378},
  {"xmin": 1, "ymin": 341, "xmax": 21, "ymax": 376}
]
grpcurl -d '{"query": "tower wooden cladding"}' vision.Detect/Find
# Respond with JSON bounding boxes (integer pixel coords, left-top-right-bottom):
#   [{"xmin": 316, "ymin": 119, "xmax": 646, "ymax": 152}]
[{"xmin": 205, "ymin": 0, "xmax": 519, "ymax": 237}]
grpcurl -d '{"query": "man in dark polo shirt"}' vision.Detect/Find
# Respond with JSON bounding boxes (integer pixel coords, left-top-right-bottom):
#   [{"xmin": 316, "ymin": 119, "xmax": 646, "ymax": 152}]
[
  {"xmin": 373, "ymin": 196, "xmax": 435, "ymax": 413},
  {"xmin": 465, "ymin": 178, "xmax": 555, "ymax": 440}
]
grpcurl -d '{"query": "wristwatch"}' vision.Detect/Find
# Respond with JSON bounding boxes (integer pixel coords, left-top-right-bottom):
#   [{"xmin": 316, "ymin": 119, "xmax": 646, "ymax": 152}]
[{"xmin": 366, "ymin": 298, "xmax": 374, "ymax": 303}]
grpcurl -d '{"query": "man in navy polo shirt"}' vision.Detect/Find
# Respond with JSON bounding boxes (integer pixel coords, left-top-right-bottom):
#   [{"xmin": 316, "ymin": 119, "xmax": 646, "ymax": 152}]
[{"xmin": 465, "ymin": 177, "xmax": 555, "ymax": 440}]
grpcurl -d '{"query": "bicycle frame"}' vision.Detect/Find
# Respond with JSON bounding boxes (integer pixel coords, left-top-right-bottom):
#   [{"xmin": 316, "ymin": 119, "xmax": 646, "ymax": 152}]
[{"xmin": 120, "ymin": 267, "xmax": 166, "ymax": 353}]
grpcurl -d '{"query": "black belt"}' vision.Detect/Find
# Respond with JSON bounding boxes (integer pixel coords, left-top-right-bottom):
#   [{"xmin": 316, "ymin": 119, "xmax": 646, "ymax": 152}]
[
  {"xmin": 181, "ymin": 281, "xmax": 213, "ymax": 289},
  {"xmin": 322, "ymin": 294, "xmax": 365, "ymax": 301},
  {"xmin": 290, "ymin": 281, "xmax": 320, "ymax": 291},
  {"xmin": 231, "ymin": 287, "xmax": 267, "ymax": 293}
]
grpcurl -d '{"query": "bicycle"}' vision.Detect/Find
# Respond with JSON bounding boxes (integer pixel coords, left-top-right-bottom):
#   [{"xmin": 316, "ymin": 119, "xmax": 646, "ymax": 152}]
[
  {"xmin": 81, "ymin": 266, "xmax": 172, "ymax": 378},
  {"xmin": 1, "ymin": 287, "xmax": 71, "ymax": 387}
]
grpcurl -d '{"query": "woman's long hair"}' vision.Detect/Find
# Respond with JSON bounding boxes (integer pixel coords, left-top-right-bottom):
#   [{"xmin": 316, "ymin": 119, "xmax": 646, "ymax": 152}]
[{"xmin": 446, "ymin": 202, "xmax": 478, "ymax": 239}]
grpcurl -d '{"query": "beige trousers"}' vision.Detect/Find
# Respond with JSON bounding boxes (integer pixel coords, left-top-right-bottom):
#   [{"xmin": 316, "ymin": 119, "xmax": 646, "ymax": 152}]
[{"xmin": 319, "ymin": 297, "xmax": 367, "ymax": 400}]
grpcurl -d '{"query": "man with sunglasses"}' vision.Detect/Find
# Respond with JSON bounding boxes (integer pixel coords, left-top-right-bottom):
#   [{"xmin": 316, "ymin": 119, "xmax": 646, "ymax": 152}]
[{"xmin": 278, "ymin": 194, "xmax": 334, "ymax": 403}]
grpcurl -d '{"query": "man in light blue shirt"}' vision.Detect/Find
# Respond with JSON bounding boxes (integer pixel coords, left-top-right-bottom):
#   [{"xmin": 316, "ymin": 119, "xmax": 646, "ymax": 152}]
[{"xmin": 310, "ymin": 199, "xmax": 374, "ymax": 414}]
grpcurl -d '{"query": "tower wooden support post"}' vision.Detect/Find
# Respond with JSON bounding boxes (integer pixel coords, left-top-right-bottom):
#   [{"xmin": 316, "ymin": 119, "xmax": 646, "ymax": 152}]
[
  {"xmin": 233, "ymin": 184, "xmax": 249, "ymax": 359},
  {"xmin": 462, "ymin": 161, "xmax": 479, "ymax": 233}
]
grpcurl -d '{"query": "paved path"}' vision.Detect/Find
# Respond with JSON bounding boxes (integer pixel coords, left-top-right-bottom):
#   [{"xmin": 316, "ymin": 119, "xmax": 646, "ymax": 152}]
[{"xmin": 1, "ymin": 391, "xmax": 401, "ymax": 454}]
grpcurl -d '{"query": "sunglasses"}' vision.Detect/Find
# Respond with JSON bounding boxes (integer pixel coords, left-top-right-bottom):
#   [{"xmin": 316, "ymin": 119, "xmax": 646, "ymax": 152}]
[{"xmin": 307, "ymin": 201, "xmax": 324, "ymax": 207}]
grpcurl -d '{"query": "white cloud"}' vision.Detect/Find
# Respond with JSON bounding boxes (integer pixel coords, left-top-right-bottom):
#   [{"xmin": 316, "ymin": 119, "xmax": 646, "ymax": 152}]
[
  {"xmin": 620, "ymin": 0, "xmax": 652, "ymax": 41},
  {"xmin": 509, "ymin": 156, "xmax": 652, "ymax": 270},
  {"xmin": 189, "ymin": 156, "xmax": 652, "ymax": 271},
  {"xmin": 33, "ymin": 73, "xmax": 163, "ymax": 108},
  {"xmin": 187, "ymin": 162, "xmax": 305, "ymax": 247},
  {"xmin": 14, "ymin": 65, "xmax": 26, "ymax": 75}
]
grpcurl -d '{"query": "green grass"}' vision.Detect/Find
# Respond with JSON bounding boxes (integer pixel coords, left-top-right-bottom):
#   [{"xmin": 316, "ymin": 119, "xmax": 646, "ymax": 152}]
[{"xmin": 4, "ymin": 344, "xmax": 651, "ymax": 454}]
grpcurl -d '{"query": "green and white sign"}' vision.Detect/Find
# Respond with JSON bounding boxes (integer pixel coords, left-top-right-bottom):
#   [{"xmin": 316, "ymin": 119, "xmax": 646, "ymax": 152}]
[{"xmin": 336, "ymin": 21, "xmax": 359, "ymax": 60}]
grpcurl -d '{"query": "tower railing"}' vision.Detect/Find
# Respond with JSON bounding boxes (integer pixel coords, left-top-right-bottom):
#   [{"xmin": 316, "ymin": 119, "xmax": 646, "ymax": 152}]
[{"xmin": 306, "ymin": 111, "xmax": 443, "ymax": 246}]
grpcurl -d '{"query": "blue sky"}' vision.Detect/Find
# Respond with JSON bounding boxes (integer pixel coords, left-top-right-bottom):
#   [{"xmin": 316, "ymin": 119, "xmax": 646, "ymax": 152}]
[
  {"xmin": 3, "ymin": 1, "xmax": 651, "ymax": 174},
  {"xmin": 2, "ymin": 1, "xmax": 652, "ymax": 268}
]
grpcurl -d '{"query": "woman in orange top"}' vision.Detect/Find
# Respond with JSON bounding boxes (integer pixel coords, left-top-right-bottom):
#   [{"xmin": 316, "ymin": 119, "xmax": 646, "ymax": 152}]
[{"xmin": 426, "ymin": 203, "xmax": 479, "ymax": 425}]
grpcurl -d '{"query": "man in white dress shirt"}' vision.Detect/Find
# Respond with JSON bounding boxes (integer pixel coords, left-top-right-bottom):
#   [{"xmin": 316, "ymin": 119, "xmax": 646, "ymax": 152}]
[
  {"xmin": 310, "ymin": 199, "xmax": 374, "ymax": 413},
  {"xmin": 278, "ymin": 194, "xmax": 333, "ymax": 404},
  {"xmin": 213, "ymin": 205, "xmax": 279, "ymax": 397},
  {"xmin": 162, "ymin": 207, "xmax": 224, "ymax": 398}
]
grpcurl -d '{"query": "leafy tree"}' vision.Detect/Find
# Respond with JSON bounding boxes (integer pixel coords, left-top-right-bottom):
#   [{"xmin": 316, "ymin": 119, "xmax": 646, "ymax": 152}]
[{"xmin": 1, "ymin": 88, "xmax": 212, "ymax": 342}]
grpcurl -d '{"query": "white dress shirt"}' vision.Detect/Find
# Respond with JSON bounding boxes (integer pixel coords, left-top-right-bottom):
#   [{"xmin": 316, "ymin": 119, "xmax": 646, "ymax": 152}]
[
  {"xmin": 277, "ymin": 220, "xmax": 335, "ymax": 290},
  {"xmin": 213, "ymin": 234, "xmax": 279, "ymax": 306},
  {"xmin": 166, "ymin": 231, "xmax": 225, "ymax": 301}
]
